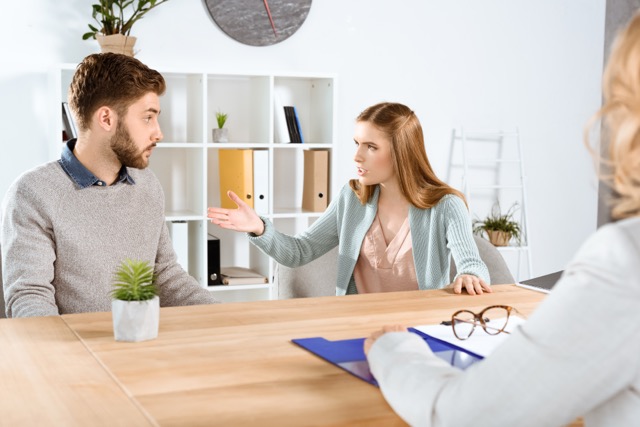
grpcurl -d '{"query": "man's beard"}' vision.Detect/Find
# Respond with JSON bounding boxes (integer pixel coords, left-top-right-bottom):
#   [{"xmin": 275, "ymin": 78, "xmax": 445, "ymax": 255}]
[{"xmin": 110, "ymin": 121, "xmax": 155, "ymax": 169}]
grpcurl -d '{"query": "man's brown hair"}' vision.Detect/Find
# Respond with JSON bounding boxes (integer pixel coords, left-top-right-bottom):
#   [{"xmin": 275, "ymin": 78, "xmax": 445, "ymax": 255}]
[{"xmin": 68, "ymin": 53, "xmax": 166, "ymax": 131}]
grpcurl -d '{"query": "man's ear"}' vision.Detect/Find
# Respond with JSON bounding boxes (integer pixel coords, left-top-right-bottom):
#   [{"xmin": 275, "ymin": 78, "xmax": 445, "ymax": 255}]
[{"xmin": 94, "ymin": 106, "xmax": 117, "ymax": 132}]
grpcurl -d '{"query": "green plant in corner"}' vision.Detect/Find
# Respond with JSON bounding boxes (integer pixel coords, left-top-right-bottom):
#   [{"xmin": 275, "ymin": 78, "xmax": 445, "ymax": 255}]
[
  {"xmin": 82, "ymin": 0, "xmax": 171, "ymax": 40},
  {"xmin": 216, "ymin": 110, "xmax": 228, "ymax": 129},
  {"xmin": 473, "ymin": 202, "xmax": 522, "ymax": 247},
  {"xmin": 111, "ymin": 259, "xmax": 158, "ymax": 301}
]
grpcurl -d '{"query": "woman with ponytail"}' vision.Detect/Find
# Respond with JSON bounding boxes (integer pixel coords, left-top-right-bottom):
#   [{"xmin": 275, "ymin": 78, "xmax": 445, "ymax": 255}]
[{"xmin": 208, "ymin": 102, "xmax": 490, "ymax": 296}]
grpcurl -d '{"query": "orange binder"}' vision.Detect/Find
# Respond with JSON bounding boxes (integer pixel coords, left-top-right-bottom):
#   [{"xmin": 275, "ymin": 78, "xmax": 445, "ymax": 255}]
[
  {"xmin": 218, "ymin": 149, "xmax": 254, "ymax": 209},
  {"xmin": 302, "ymin": 149, "xmax": 329, "ymax": 212}
]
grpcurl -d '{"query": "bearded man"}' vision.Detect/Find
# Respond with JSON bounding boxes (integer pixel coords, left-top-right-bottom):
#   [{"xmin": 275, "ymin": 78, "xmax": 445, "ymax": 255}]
[{"xmin": 0, "ymin": 53, "xmax": 219, "ymax": 317}]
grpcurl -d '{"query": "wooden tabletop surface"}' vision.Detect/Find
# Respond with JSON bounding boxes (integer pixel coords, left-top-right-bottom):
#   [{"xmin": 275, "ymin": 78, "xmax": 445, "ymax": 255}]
[
  {"xmin": 0, "ymin": 316, "xmax": 154, "ymax": 426},
  {"xmin": 58, "ymin": 284, "xmax": 546, "ymax": 426},
  {"xmin": 0, "ymin": 285, "xmax": 557, "ymax": 426}
]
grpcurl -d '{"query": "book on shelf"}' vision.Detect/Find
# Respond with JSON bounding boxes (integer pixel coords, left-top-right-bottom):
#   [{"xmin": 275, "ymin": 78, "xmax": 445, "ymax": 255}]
[
  {"xmin": 302, "ymin": 149, "xmax": 330, "ymax": 212},
  {"xmin": 283, "ymin": 106, "xmax": 297, "ymax": 143},
  {"xmin": 292, "ymin": 106, "xmax": 305, "ymax": 144},
  {"xmin": 253, "ymin": 149, "xmax": 269, "ymax": 215},
  {"xmin": 61, "ymin": 102, "xmax": 77, "ymax": 142},
  {"xmin": 218, "ymin": 149, "xmax": 254, "ymax": 209},
  {"xmin": 220, "ymin": 266, "xmax": 268, "ymax": 285},
  {"xmin": 284, "ymin": 106, "xmax": 303, "ymax": 143},
  {"xmin": 207, "ymin": 234, "xmax": 222, "ymax": 286},
  {"xmin": 274, "ymin": 93, "xmax": 291, "ymax": 143},
  {"xmin": 168, "ymin": 221, "xmax": 189, "ymax": 272}
]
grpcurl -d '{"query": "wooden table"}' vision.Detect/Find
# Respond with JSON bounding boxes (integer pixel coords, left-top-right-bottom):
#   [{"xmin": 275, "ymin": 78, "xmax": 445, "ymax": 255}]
[
  {"xmin": 1, "ymin": 285, "xmax": 547, "ymax": 426},
  {"xmin": 0, "ymin": 316, "xmax": 153, "ymax": 426}
]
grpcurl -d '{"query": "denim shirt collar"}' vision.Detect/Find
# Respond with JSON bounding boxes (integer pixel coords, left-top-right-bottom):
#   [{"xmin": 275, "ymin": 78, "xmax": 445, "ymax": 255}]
[{"xmin": 58, "ymin": 139, "xmax": 135, "ymax": 189}]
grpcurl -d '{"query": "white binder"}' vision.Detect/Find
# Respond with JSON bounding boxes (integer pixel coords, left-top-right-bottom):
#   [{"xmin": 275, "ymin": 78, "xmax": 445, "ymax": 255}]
[
  {"xmin": 168, "ymin": 221, "xmax": 189, "ymax": 272},
  {"xmin": 253, "ymin": 150, "xmax": 269, "ymax": 215}
]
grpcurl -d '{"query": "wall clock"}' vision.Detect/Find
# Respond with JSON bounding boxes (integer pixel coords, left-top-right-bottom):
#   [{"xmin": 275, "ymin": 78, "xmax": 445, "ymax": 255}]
[{"xmin": 205, "ymin": 0, "xmax": 312, "ymax": 47}]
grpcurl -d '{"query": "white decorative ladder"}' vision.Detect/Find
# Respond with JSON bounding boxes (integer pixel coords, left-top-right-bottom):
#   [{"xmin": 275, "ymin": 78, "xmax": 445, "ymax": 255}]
[{"xmin": 447, "ymin": 128, "xmax": 533, "ymax": 281}]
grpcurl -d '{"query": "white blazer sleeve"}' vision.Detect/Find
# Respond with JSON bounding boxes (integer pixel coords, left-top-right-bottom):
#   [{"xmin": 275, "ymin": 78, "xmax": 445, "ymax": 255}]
[{"xmin": 368, "ymin": 220, "xmax": 640, "ymax": 427}]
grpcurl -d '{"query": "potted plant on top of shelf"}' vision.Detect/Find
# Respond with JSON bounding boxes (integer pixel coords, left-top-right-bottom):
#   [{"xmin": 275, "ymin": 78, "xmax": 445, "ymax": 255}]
[
  {"xmin": 111, "ymin": 258, "xmax": 160, "ymax": 342},
  {"xmin": 212, "ymin": 110, "xmax": 229, "ymax": 143},
  {"xmin": 82, "ymin": 0, "xmax": 171, "ymax": 57},
  {"xmin": 473, "ymin": 202, "xmax": 522, "ymax": 247}
]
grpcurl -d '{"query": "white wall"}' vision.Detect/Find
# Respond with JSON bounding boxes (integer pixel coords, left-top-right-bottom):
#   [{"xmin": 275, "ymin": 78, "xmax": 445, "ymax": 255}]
[{"xmin": 0, "ymin": 0, "xmax": 605, "ymax": 279}]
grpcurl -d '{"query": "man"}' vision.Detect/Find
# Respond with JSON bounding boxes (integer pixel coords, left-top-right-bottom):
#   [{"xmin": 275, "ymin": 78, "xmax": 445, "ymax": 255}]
[{"xmin": 0, "ymin": 53, "xmax": 219, "ymax": 317}]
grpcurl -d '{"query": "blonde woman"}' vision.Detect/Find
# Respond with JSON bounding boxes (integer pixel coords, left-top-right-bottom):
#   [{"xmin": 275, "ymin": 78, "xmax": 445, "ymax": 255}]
[
  {"xmin": 208, "ymin": 102, "xmax": 490, "ymax": 295},
  {"xmin": 364, "ymin": 12, "xmax": 640, "ymax": 427}
]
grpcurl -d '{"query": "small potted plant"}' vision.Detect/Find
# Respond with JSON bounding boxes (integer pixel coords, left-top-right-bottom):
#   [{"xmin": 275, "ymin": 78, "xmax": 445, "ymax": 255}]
[
  {"xmin": 82, "ymin": 0, "xmax": 171, "ymax": 56},
  {"xmin": 212, "ymin": 110, "xmax": 229, "ymax": 143},
  {"xmin": 473, "ymin": 202, "xmax": 522, "ymax": 247},
  {"xmin": 111, "ymin": 258, "xmax": 160, "ymax": 342}
]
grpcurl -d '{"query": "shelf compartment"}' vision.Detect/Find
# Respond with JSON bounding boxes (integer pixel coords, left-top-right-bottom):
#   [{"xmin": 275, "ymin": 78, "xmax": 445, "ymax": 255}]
[
  {"xmin": 149, "ymin": 147, "xmax": 205, "ymax": 216},
  {"xmin": 272, "ymin": 149, "xmax": 304, "ymax": 213},
  {"xmin": 207, "ymin": 74, "xmax": 270, "ymax": 144},
  {"xmin": 206, "ymin": 285, "xmax": 272, "ymax": 303},
  {"xmin": 206, "ymin": 224, "xmax": 271, "ymax": 278},
  {"xmin": 164, "ymin": 210, "xmax": 204, "ymax": 221},
  {"xmin": 207, "ymin": 283, "xmax": 271, "ymax": 291},
  {"xmin": 274, "ymin": 76, "xmax": 334, "ymax": 145},
  {"xmin": 164, "ymin": 219, "xmax": 206, "ymax": 284},
  {"xmin": 159, "ymin": 73, "xmax": 205, "ymax": 143}
]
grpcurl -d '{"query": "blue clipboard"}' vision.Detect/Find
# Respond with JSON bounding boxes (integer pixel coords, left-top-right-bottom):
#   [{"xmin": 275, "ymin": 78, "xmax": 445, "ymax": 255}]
[{"xmin": 292, "ymin": 328, "xmax": 484, "ymax": 386}]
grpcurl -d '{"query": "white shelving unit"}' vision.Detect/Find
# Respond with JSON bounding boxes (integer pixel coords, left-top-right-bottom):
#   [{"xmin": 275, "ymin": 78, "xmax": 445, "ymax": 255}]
[
  {"xmin": 447, "ymin": 128, "xmax": 532, "ymax": 281},
  {"xmin": 51, "ymin": 64, "xmax": 336, "ymax": 303}
]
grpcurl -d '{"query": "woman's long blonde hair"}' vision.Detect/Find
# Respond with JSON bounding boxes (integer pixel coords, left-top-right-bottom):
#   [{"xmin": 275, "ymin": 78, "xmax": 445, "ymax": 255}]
[
  {"xmin": 587, "ymin": 12, "xmax": 640, "ymax": 219},
  {"xmin": 349, "ymin": 102, "xmax": 465, "ymax": 208}
]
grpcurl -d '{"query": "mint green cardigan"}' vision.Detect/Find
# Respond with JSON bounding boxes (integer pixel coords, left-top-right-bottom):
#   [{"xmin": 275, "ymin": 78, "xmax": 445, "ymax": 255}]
[{"xmin": 248, "ymin": 184, "xmax": 489, "ymax": 295}]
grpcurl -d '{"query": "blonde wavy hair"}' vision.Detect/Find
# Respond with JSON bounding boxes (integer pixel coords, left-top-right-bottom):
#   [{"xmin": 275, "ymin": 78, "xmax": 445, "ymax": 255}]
[
  {"xmin": 587, "ymin": 12, "xmax": 640, "ymax": 219},
  {"xmin": 349, "ymin": 102, "xmax": 465, "ymax": 208}
]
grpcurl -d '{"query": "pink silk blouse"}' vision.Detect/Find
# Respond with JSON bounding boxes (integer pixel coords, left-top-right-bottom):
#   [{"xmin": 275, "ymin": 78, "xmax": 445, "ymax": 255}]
[{"xmin": 354, "ymin": 214, "xmax": 419, "ymax": 293}]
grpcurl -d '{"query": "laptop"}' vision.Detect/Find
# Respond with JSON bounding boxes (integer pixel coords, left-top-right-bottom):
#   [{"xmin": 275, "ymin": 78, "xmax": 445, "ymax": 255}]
[{"xmin": 517, "ymin": 270, "xmax": 563, "ymax": 293}]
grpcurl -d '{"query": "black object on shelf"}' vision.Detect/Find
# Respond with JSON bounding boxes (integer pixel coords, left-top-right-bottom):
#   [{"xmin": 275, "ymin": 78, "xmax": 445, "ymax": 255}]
[
  {"xmin": 61, "ymin": 102, "xmax": 77, "ymax": 142},
  {"xmin": 207, "ymin": 234, "xmax": 222, "ymax": 286}
]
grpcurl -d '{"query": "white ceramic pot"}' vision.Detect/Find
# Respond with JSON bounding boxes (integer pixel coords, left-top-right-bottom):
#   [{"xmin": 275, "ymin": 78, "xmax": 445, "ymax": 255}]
[
  {"xmin": 112, "ymin": 296, "xmax": 160, "ymax": 342},
  {"xmin": 212, "ymin": 128, "xmax": 229, "ymax": 143}
]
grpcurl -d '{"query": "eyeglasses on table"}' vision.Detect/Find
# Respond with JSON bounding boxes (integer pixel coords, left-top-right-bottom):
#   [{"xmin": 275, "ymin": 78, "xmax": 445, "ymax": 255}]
[{"xmin": 449, "ymin": 305, "xmax": 525, "ymax": 340}]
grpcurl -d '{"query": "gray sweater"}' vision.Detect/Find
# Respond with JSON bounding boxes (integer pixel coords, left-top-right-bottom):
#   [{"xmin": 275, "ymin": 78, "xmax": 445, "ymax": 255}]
[{"xmin": 1, "ymin": 161, "xmax": 218, "ymax": 317}]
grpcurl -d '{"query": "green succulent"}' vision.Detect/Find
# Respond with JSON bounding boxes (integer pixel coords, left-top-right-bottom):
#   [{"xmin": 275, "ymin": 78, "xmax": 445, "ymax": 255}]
[
  {"xmin": 473, "ymin": 202, "xmax": 522, "ymax": 245},
  {"xmin": 111, "ymin": 259, "xmax": 158, "ymax": 301},
  {"xmin": 216, "ymin": 110, "xmax": 228, "ymax": 129}
]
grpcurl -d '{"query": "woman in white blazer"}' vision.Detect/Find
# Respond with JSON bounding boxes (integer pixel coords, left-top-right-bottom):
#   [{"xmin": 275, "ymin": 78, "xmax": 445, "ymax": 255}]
[{"xmin": 364, "ymin": 11, "xmax": 640, "ymax": 427}]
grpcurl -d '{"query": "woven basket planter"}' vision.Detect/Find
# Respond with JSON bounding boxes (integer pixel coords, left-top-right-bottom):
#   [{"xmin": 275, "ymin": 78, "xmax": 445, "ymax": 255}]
[
  {"xmin": 97, "ymin": 34, "xmax": 137, "ymax": 56},
  {"xmin": 487, "ymin": 230, "xmax": 512, "ymax": 247}
]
